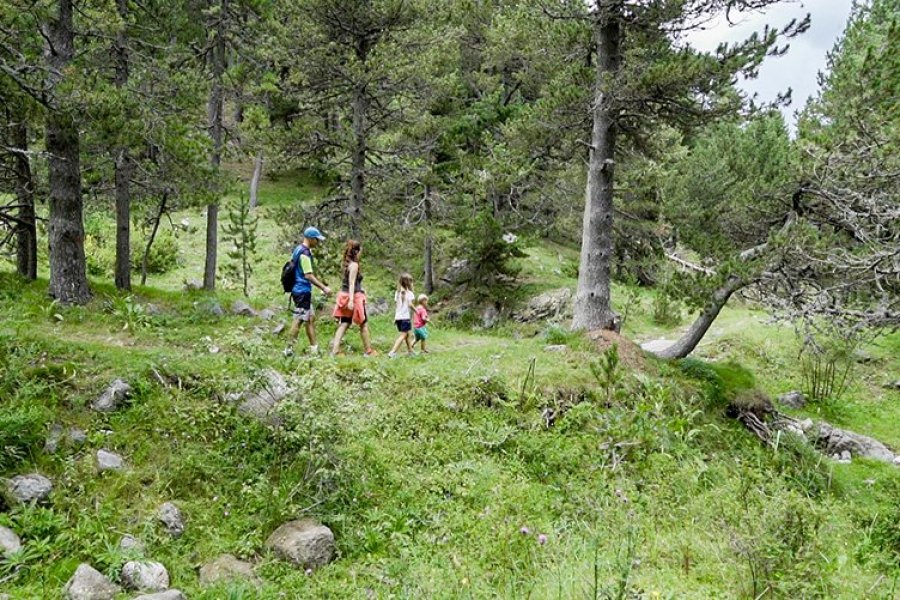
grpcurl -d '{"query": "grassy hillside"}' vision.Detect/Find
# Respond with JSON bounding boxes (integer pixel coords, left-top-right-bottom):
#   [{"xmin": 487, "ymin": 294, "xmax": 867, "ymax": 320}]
[{"xmin": 1, "ymin": 172, "xmax": 898, "ymax": 599}]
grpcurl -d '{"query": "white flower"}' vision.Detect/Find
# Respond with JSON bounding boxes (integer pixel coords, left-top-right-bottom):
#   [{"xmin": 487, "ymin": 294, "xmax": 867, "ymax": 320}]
[{"xmin": 502, "ymin": 232, "xmax": 518, "ymax": 244}]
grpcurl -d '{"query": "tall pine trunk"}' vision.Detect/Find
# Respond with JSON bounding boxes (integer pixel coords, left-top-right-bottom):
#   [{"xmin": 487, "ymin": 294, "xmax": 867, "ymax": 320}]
[
  {"xmin": 113, "ymin": 0, "xmax": 131, "ymax": 290},
  {"xmin": 204, "ymin": 0, "xmax": 227, "ymax": 291},
  {"xmin": 12, "ymin": 119, "xmax": 37, "ymax": 280},
  {"xmin": 572, "ymin": 6, "xmax": 621, "ymax": 332},
  {"xmin": 45, "ymin": 0, "xmax": 90, "ymax": 304},
  {"xmin": 423, "ymin": 184, "xmax": 434, "ymax": 294},
  {"xmin": 349, "ymin": 81, "xmax": 367, "ymax": 239}
]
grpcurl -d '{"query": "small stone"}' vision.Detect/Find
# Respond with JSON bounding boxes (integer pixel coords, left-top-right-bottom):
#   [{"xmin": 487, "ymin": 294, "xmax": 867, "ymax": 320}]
[
  {"xmin": 184, "ymin": 279, "xmax": 203, "ymax": 291},
  {"xmin": 259, "ymin": 308, "xmax": 276, "ymax": 321},
  {"xmin": 68, "ymin": 427, "xmax": 88, "ymax": 447},
  {"xmin": 5, "ymin": 473, "xmax": 53, "ymax": 505},
  {"xmin": 199, "ymin": 554, "xmax": 260, "ymax": 587},
  {"xmin": 841, "ymin": 450, "xmax": 852, "ymax": 462},
  {"xmin": 544, "ymin": 344, "xmax": 567, "ymax": 353},
  {"xmin": 134, "ymin": 591, "xmax": 186, "ymax": 600},
  {"xmin": 232, "ymin": 300, "xmax": 257, "ymax": 317},
  {"xmin": 119, "ymin": 534, "xmax": 145, "ymax": 553},
  {"xmin": 777, "ymin": 391, "xmax": 806, "ymax": 410},
  {"xmin": 63, "ymin": 563, "xmax": 121, "ymax": 600},
  {"xmin": 209, "ymin": 303, "xmax": 226, "ymax": 317},
  {"xmin": 91, "ymin": 379, "xmax": 132, "ymax": 412},
  {"xmin": 144, "ymin": 303, "xmax": 163, "ymax": 316},
  {"xmin": 158, "ymin": 502, "xmax": 185, "ymax": 538},
  {"xmin": 0, "ymin": 525, "xmax": 22, "ymax": 557},
  {"xmin": 266, "ymin": 519, "xmax": 335, "ymax": 570},
  {"xmin": 481, "ymin": 305, "xmax": 501, "ymax": 329},
  {"xmin": 96, "ymin": 449, "xmax": 126, "ymax": 472},
  {"xmin": 884, "ymin": 380, "xmax": 900, "ymax": 390},
  {"xmin": 272, "ymin": 322, "xmax": 286, "ymax": 335},
  {"xmin": 122, "ymin": 561, "xmax": 170, "ymax": 592},
  {"xmin": 45, "ymin": 423, "xmax": 64, "ymax": 453}
]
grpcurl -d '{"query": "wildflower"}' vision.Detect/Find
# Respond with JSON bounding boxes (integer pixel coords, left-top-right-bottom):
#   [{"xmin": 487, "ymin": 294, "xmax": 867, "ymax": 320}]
[
  {"xmin": 502, "ymin": 232, "xmax": 518, "ymax": 244},
  {"xmin": 537, "ymin": 534, "xmax": 547, "ymax": 545},
  {"xmin": 520, "ymin": 526, "xmax": 530, "ymax": 535},
  {"xmin": 305, "ymin": 568, "xmax": 313, "ymax": 576}
]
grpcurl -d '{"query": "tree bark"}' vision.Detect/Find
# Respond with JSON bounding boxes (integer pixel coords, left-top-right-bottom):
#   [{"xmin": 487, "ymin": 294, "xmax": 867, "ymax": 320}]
[
  {"xmin": 423, "ymin": 184, "xmax": 434, "ymax": 294},
  {"xmin": 572, "ymin": 6, "xmax": 621, "ymax": 331},
  {"xmin": 12, "ymin": 118, "xmax": 37, "ymax": 280},
  {"xmin": 113, "ymin": 0, "xmax": 131, "ymax": 290},
  {"xmin": 653, "ymin": 275, "xmax": 746, "ymax": 360},
  {"xmin": 141, "ymin": 191, "xmax": 167, "ymax": 286},
  {"xmin": 203, "ymin": 0, "xmax": 227, "ymax": 291},
  {"xmin": 249, "ymin": 150, "xmax": 263, "ymax": 209},
  {"xmin": 45, "ymin": 0, "xmax": 90, "ymax": 304},
  {"xmin": 349, "ymin": 80, "xmax": 367, "ymax": 239}
]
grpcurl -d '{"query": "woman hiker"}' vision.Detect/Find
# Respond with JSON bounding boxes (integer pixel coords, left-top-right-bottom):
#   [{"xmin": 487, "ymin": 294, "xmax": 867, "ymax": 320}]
[{"xmin": 330, "ymin": 240, "xmax": 377, "ymax": 356}]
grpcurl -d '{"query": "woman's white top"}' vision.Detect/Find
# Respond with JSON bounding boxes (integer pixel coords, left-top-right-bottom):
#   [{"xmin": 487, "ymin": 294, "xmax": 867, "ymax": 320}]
[{"xmin": 394, "ymin": 289, "xmax": 414, "ymax": 320}]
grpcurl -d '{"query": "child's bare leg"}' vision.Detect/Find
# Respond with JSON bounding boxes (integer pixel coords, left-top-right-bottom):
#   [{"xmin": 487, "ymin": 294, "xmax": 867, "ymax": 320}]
[
  {"xmin": 405, "ymin": 332, "xmax": 414, "ymax": 353},
  {"xmin": 390, "ymin": 333, "xmax": 406, "ymax": 355},
  {"xmin": 421, "ymin": 339, "xmax": 428, "ymax": 353}
]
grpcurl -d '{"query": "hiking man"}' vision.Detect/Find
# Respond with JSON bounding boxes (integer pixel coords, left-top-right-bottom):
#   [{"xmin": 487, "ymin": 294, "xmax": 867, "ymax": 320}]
[{"xmin": 284, "ymin": 227, "xmax": 332, "ymax": 357}]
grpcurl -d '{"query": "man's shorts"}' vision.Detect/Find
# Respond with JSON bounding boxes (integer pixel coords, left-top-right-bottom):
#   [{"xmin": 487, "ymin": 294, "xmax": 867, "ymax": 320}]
[
  {"xmin": 395, "ymin": 319, "xmax": 411, "ymax": 332},
  {"xmin": 291, "ymin": 292, "xmax": 314, "ymax": 322},
  {"xmin": 414, "ymin": 327, "xmax": 428, "ymax": 341}
]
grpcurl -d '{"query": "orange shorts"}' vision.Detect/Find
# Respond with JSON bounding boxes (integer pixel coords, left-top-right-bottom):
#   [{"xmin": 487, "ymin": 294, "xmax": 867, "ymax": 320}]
[{"xmin": 332, "ymin": 292, "xmax": 367, "ymax": 325}]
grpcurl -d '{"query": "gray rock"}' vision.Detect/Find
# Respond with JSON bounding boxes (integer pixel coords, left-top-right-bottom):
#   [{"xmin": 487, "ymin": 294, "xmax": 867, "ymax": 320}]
[
  {"xmin": 640, "ymin": 339, "xmax": 673, "ymax": 354},
  {"xmin": 266, "ymin": 519, "xmax": 335, "ymax": 570},
  {"xmin": 884, "ymin": 380, "xmax": 900, "ymax": 390},
  {"xmin": 158, "ymin": 502, "xmax": 185, "ymax": 538},
  {"xmin": 0, "ymin": 525, "xmax": 22, "ymax": 557},
  {"xmin": 367, "ymin": 297, "xmax": 390, "ymax": 317},
  {"xmin": 441, "ymin": 258, "xmax": 471, "ymax": 284},
  {"xmin": 45, "ymin": 423, "xmax": 64, "ymax": 453},
  {"xmin": 133, "ymin": 591, "xmax": 186, "ymax": 600},
  {"xmin": 259, "ymin": 308, "xmax": 277, "ymax": 321},
  {"xmin": 63, "ymin": 563, "xmax": 121, "ymax": 600},
  {"xmin": 237, "ymin": 369, "xmax": 291, "ymax": 426},
  {"xmin": 840, "ymin": 450, "xmax": 852, "ymax": 462},
  {"xmin": 544, "ymin": 344, "xmax": 567, "ymax": 353},
  {"xmin": 813, "ymin": 422, "xmax": 896, "ymax": 464},
  {"xmin": 894, "ymin": 456, "xmax": 900, "ymax": 467},
  {"xmin": 481, "ymin": 305, "xmax": 501, "ymax": 329},
  {"xmin": 122, "ymin": 561, "xmax": 170, "ymax": 592},
  {"xmin": 232, "ymin": 300, "xmax": 257, "ymax": 317},
  {"xmin": 96, "ymin": 449, "xmax": 126, "ymax": 472},
  {"xmin": 272, "ymin": 322, "xmax": 286, "ymax": 336},
  {"xmin": 5, "ymin": 473, "xmax": 52, "ymax": 505},
  {"xmin": 119, "ymin": 534, "xmax": 145, "ymax": 553},
  {"xmin": 184, "ymin": 279, "xmax": 203, "ymax": 291},
  {"xmin": 208, "ymin": 303, "xmax": 226, "ymax": 317},
  {"xmin": 91, "ymin": 379, "xmax": 132, "ymax": 412},
  {"xmin": 777, "ymin": 391, "xmax": 806, "ymax": 410},
  {"xmin": 68, "ymin": 427, "xmax": 88, "ymax": 448},
  {"xmin": 512, "ymin": 288, "xmax": 573, "ymax": 323},
  {"xmin": 199, "ymin": 554, "xmax": 260, "ymax": 587},
  {"xmin": 144, "ymin": 303, "xmax": 163, "ymax": 316}
]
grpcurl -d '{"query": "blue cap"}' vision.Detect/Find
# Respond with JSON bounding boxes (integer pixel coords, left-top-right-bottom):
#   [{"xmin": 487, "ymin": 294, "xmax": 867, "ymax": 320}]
[{"xmin": 303, "ymin": 226, "xmax": 326, "ymax": 241}]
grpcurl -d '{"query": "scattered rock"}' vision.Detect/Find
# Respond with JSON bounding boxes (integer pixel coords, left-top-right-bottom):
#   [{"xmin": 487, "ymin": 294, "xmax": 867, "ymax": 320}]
[
  {"xmin": 512, "ymin": 288, "xmax": 573, "ymax": 323},
  {"xmin": 236, "ymin": 369, "xmax": 292, "ymax": 426},
  {"xmin": 183, "ymin": 279, "xmax": 203, "ymax": 292},
  {"xmin": 199, "ymin": 554, "xmax": 260, "ymax": 587},
  {"xmin": 639, "ymin": 339, "xmax": 673, "ymax": 354},
  {"xmin": 122, "ymin": 561, "xmax": 170, "ymax": 592},
  {"xmin": 144, "ymin": 303, "xmax": 163, "ymax": 316},
  {"xmin": 91, "ymin": 379, "xmax": 132, "ymax": 412},
  {"xmin": 208, "ymin": 303, "xmax": 226, "ymax": 317},
  {"xmin": 544, "ymin": 344, "xmax": 566, "ymax": 353},
  {"xmin": 367, "ymin": 297, "xmax": 390, "ymax": 316},
  {"xmin": 68, "ymin": 427, "xmax": 88, "ymax": 448},
  {"xmin": 883, "ymin": 380, "xmax": 900, "ymax": 390},
  {"xmin": 259, "ymin": 308, "xmax": 277, "ymax": 321},
  {"xmin": 894, "ymin": 456, "xmax": 900, "ymax": 467},
  {"xmin": 0, "ymin": 525, "xmax": 22, "ymax": 557},
  {"xmin": 158, "ymin": 502, "xmax": 185, "ymax": 538},
  {"xmin": 840, "ymin": 450, "xmax": 852, "ymax": 462},
  {"xmin": 96, "ymin": 449, "xmax": 126, "ymax": 472},
  {"xmin": 266, "ymin": 519, "xmax": 335, "ymax": 570},
  {"xmin": 481, "ymin": 304, "xmax": 501, "ymax": 329},
  {"xmin": 231, "ymin": 300, "xmax": 257, "ymax": 317},
  {"xmin": 441, "ymin": 258, "xmax": 471, "ymax": 284},
  {"xmin": 119, "ymin": 534, "xmax": 145, "ymax": 553},
  {"xmin": 45, "ymin": 423, "xmax": 64, "ymax": 453},
  {"xmin": 63, "ymin": 563, "xmax": 121, "ymax": 600},
  {"xmin": 777, "ymin": 391, "xmax": 806, "ymax": 410},
  {"xmin": 272, "ymin": 322, "xmax": 286, "ymax": 336},
  {"xmin": 5, "ymin": 473, "xmax": 53, "ymax": 505},
  {"xmin": 813, "ymin": 422, "xmax": 896, "ymax": 464},
  {"xmin": 134, "ymin": 591, "xmax": 186, "ymax": 600}
]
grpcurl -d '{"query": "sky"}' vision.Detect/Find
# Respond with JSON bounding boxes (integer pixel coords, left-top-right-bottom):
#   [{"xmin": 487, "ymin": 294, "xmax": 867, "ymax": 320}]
[{"xmin": 686, "ymin": 0, "xmax": 855, "ymax": 130}]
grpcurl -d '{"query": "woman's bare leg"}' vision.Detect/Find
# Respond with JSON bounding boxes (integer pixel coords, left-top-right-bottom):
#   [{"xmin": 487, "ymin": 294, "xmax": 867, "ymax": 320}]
[
  {"xmin": 331, "ymin": 322, "xmax": 350, "ymax": 354},
  {"xmin": 360, "ymin": 322, "xmax": 374, "ymax": 353}
]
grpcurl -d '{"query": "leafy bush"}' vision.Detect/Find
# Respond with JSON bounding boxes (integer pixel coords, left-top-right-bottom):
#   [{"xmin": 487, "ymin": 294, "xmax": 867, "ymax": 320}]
[
  {"xmin": 678, "ymin": 358, "xmax": 755, "ymax": 406},
  {"xmin": 454, "ymin": 213, "xmax": 525, "ymax": 297},
  {"xmin": 84, "ymin": 214, "xmax": 180, "ymax": 277},
  {"xmin": 0, "ymin": 403, "xmax": 50, "ymax": 472}
]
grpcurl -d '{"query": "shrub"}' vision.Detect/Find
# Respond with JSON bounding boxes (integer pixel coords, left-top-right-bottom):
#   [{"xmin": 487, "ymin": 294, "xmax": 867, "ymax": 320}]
[{"xmin": 454, "ymin": 213, "xmax": 525, "ymax": 298}]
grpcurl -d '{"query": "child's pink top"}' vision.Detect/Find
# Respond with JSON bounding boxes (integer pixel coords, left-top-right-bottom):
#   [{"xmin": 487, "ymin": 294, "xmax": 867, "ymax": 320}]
[{"xmin": 413, "ymin": 306, "xmax": 428, "ymax": 328}]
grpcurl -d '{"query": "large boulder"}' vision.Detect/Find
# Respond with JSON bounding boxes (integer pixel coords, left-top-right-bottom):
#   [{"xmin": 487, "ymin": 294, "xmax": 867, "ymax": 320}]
[
  {"xmin": 5, "ymin": 473, "xmax": 52, "ymax": 505},
  {"xmin": 512, "ymin": 288, "xmax": 573, "ymax": 323},
  {"xmin": 134, "ymin": 592, "xmax": 186, "ymax": 600},
  {"xmin": 63, "ymin": 563, "xmax": 121, "ymax": 600},
  {"xmin": 266, "ymin": 519, "xmax": 335, "ymax": 570},
  {"xmin": 234, "ymin": 369, "xmax": 292, "ymax": 426},
  {"xmin": 91, "ymin": 379, "xmax": 132, "ymax": 412},
  {"xmin": 122, "ymin": 561, "xmax": 170, "ymax": 592},
  {"xmin": 812, "ymin": 422, "xmax": 896, "ymax": 464},
  {"xmin": 96, "ymin": 449, "xmax": 126, "ymax": 472},
  {"xmin": 0, "ymin": 525, "xmax": 22, "ymax": 557},
  {"xmin": 158, "ymin": 502, "xmax": 185, "ymax": 538},
  {"xmin": 199, "ymin": 554, "xmax": 260, "ymax": 587},
  {"xmin": 441, "ymin": 259, "xmax": 471, "ymax": 285},
  {"xmin": 367, "ymin": 297, "xmax": 390, "ymax": 317}
]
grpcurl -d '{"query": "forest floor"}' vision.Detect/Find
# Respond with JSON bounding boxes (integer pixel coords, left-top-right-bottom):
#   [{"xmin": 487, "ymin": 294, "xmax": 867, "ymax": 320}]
[{"xmin": 1, "ymin": 172, "xmax": 898, "ymax": 599}]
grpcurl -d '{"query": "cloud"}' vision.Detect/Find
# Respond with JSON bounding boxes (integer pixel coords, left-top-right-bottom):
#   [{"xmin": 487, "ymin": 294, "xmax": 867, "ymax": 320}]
[{"xmin": 685, "ymin": 0, "xmax": 854, "ymax": 129}]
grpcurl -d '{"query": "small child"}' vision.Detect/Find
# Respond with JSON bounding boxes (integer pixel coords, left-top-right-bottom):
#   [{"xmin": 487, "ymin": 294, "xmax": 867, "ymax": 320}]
[
  {"xmin": 388, "ymin": 273, "xmax": 415, "ymax": 358},
  {"xmin": 411, "ymin": 294, "xmax": 431, "ymax": 354}
]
